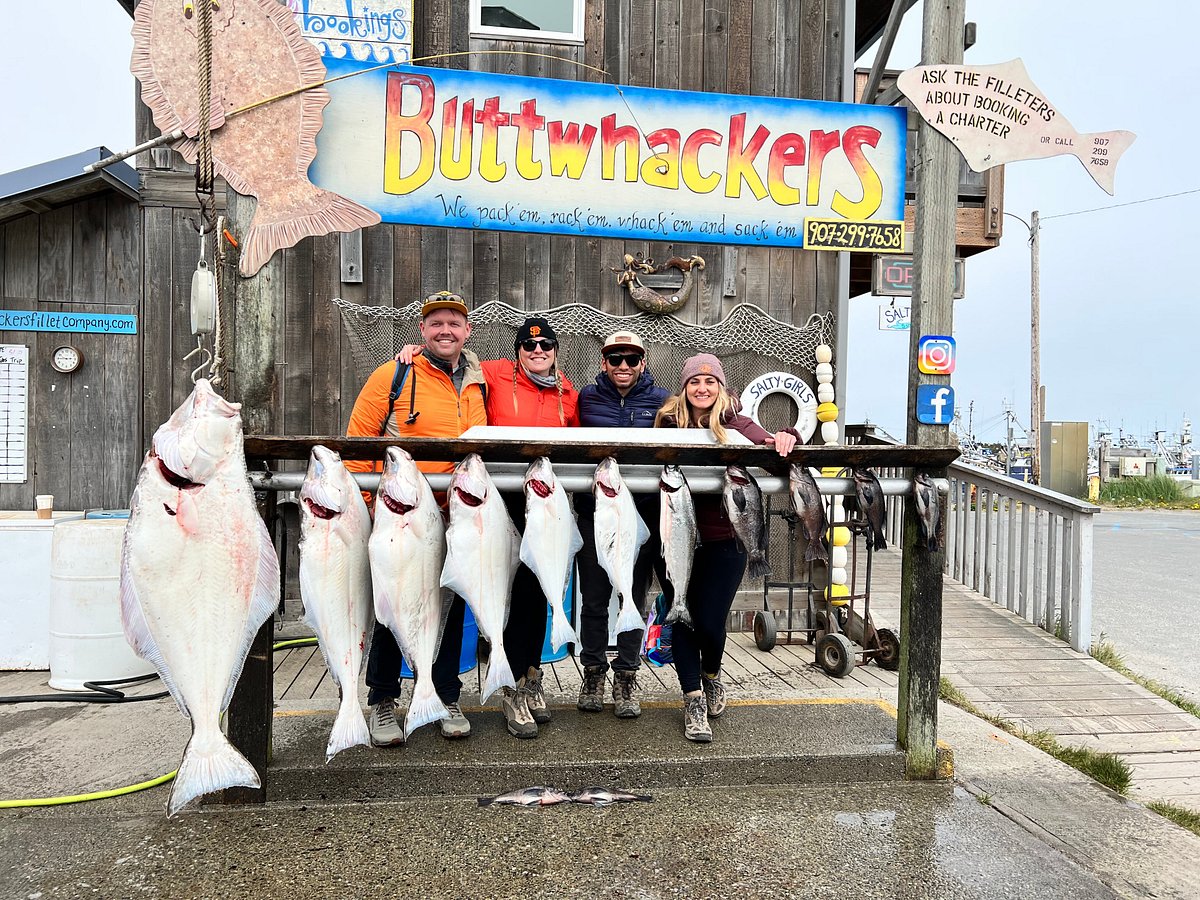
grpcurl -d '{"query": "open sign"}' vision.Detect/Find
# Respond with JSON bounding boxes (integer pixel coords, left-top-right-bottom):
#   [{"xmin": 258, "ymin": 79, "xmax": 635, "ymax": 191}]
[{"xmin": 872, "ymin": 255, "xmax": 965, "ymax": 298}]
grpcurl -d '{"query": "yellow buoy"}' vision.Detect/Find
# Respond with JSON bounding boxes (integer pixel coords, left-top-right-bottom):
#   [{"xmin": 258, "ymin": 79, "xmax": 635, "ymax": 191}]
[
  {"xmin": 826, "ymin": 583, "xmax": 850, "ymax": 603},
  {"xmin": 816, "ymin": 402, "xmax": 839, "ymax": 423},
  {"xmin": 820, "ymin": 466, "xmax": 841, "ymax": 478},
  {"xmin": 829, "ymin": 526, "xmax": 851, "ymax": 546}
]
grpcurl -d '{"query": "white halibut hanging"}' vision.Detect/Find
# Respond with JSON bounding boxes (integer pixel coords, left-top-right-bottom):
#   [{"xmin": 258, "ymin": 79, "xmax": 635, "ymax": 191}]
[
  {"xmin": 120, "ymin": 379, "xmax": 279, "ymax": 816},
  {"xmin": 593, "ymin": 457, "xmax": 650, "ymax": 635},
  {"xmin": 369, "ymin": 447, "xmax": 451, "ymax": 737},
  {"xmin": 298, "ymin": 445, "xmax": 374, "ymax": 760},
  {"xmin": 440, "ymin": 453, "xmax": 520, "ymax": 702},
  {"xmin": 520, "ymin": 457, "xmax": 583, "ymax": 652}
]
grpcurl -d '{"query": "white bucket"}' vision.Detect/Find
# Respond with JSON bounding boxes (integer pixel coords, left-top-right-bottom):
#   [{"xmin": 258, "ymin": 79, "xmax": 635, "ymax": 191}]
[{"xmin": 49, "ymin": 517, "xmax": 154, "ymax": 691}]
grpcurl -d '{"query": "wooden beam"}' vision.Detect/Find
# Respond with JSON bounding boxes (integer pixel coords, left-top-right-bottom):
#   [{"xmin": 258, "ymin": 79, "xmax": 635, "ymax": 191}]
[
  {"xmin": 862, "ymin": 0, "xmax": 907, "ymax": 104},
  {"xmin": 898, "ymin": 0, "xmax": 965, "ymax": 781},
  {"xmin": 243, "ymin": 434, "xmax": 958, "ymax": 471}
]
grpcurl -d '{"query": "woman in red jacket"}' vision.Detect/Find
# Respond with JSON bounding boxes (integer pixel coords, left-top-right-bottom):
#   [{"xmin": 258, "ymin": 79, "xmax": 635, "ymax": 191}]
[
  {"xmin": 397, "ymin": 317, "xmax": 578, "ymax": 738},
  {"xmin": 655, "ymin": 353, "xmax": 797, "ymax": 742}
]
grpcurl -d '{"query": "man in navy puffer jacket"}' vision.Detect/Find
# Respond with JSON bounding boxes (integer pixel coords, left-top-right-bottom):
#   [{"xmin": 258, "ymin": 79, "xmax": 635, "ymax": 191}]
[{"xmin": 574, "ymin": 331, "xmax": 670, "ymax": 719}]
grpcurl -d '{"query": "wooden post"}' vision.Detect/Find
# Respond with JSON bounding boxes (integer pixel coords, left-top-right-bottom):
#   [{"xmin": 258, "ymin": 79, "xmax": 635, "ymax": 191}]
[
  {"xmin": 897, "ymin": 0, "xmax": 964, "ymax": 779},
  {"xmin": 222, "ymin": 189, "xmax": 281, "ymax": 804},
  {"xmin": 1030, "ymin": 209, "xmax": 1042, "ymax": 484}
]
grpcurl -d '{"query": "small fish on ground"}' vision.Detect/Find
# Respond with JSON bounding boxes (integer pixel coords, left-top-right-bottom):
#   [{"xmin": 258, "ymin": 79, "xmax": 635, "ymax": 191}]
[
  {"xmin": 570, "ymin": 786, "xmax": 654, "ymax": 806},
  {"xmin": 593, "ymin": 457, "xmax": 651, "ymax": 635},
  {"xmin": 788, "ymin": 465, "xmax": 829, "ymax": 565},
  {"xmin": 520, "ymin": 457, "xmax": 584, "ymax": 652},
  {"xmin": 479, "ymin": 786, "xmax": 573, "ymax": 807},
  {"xmin": 298, "ymin": 445, "xmax": 374, "ymax": 760},
  {"xmin": 913, "ymin": 471, "xmax": 942, "ymax": 552},
  {"xmin": 658, "ymin": 465, "xmax": 699, "ymax": 628},
  {"xmin": 723, "ymin": 465, "xmax": 770, "ymax": 578},
  {"xmin": 852, "ymin": 468, "xmax": 888, "ymax": 551}
]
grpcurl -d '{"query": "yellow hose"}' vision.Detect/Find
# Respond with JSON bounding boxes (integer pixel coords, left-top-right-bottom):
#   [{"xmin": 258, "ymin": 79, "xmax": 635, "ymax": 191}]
[{"xmin": 1, "ymin": 637, "xmax": 318, "ymax": 808}]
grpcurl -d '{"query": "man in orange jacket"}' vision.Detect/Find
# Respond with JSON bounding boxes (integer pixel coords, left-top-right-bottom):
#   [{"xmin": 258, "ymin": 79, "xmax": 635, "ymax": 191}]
[{"xmin": 345, "ymin": 291, "xmax": 487, "ymax": 747}]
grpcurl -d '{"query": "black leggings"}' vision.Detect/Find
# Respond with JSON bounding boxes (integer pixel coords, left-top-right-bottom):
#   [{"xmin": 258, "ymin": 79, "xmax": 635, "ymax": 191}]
[
  {"xmin": 501, "ymin": 492, "xmax": 548, "ymax": 677},
  {"xmin": 665, "ymin": 539, "xmax": 747, "ymax": 694}
]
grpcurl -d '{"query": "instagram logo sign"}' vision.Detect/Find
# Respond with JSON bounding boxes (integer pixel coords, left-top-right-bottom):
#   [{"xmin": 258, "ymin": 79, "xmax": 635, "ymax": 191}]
[{"xmin": 917, "ymin": 335, "xmax": 956, "ymax": 375}]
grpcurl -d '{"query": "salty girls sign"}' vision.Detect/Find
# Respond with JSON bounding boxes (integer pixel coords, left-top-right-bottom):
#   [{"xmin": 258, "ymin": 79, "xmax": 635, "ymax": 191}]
[{"xmin": 311, "ymin": 62, "xmax": 907, "ymax": 250}]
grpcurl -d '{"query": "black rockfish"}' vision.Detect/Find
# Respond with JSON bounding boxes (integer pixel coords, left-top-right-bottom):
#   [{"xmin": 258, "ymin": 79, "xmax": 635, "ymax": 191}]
[
  {"xmin": 913, "ymin": 471, "xmax": 942, "ymax": 552},
  {"xmin": 788, "ymin": 465, "xmax": 829, "ymax": 564},
  {"xmin": 723, "ymin": 465, "xmax": 770, "ymax": 578},
  {"xmin": 852, "ymin": 468, "xmax": 887, "ymax": 551}
]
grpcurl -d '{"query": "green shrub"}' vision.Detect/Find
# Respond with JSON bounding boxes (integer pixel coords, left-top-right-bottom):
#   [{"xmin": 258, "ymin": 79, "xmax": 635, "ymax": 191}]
[{"xmin": 1098, "ymin": 475, "xmax": 1184, "ymax": 506}]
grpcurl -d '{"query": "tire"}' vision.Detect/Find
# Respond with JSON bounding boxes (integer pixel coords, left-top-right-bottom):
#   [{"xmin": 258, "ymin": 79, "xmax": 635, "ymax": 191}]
[
  {"xmin": 875, "ymin": 628, "xmax": 900, "ymax": 671},
  {"xmin": 816, "ymin": 633, "xmax": 856, "ymax": 678},
  {"xmin": 754, "ymin": 610, "xmax": 777, "ymax": 652}
]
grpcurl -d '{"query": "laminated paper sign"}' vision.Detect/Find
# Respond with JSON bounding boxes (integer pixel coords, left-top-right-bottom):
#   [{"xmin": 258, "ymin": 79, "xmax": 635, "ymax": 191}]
[{"xmin": 310, "ymin": 63, "xmax": 909, "ymax": 251}]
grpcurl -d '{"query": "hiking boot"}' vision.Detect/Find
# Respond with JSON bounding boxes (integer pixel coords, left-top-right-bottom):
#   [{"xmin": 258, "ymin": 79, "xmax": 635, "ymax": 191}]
[
  {"xmin": 612, "ymin": 670, "xmax": 641, "ymax": 719},
  {"xmin": 524, "ymin": 668, "xmax": 551, "ymax": 724},
  {"xmin": 702, "ymin": 672, "xmax": 727, "ymax": 718},
  {"xmin": 577, "ymin": 666, "xmax": 606, "ymax": 713},
  {"xmin": 368, "ymin": 698, "xmax": 405, "ymax": 748},
  {"xmin": 683, "ymin": 694, "xmax": 712, "ymax": 743},
  {"xmin": 440, "ymin": 701, "xmax": 471, "ymax": 739},
  {"xmin": 500, "ymin": 682, "xmax": 538, "ymax": 739}
]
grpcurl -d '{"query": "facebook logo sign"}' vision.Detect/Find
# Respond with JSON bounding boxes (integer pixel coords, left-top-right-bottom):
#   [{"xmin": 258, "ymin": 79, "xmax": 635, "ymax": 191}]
[{"xmin": 916, "ymin": 385, "xmax": 955, "ymax": 425}]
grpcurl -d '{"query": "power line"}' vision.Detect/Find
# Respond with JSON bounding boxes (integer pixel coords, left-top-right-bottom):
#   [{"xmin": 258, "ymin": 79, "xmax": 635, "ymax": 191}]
[{"xmin": 1042, "ymin": 187, "xmax": 1200, "ymax": 221}]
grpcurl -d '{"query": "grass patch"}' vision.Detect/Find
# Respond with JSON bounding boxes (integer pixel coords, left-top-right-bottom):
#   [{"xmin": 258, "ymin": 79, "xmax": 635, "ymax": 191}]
[
  {"xmin": 939, "ymin": 676, "xmax": 1132, "ymax": 795},
  {"xmin": 1090, "ymin": 637, "xmax": 1200, "ymax": 720},
  {"xmin": 1147, "ymin": 800, "xmax": 1200, "ymax": 837},
  {"xmin": 1098, "ymin": 475, "xmax": 1199, "ymax": 509}
]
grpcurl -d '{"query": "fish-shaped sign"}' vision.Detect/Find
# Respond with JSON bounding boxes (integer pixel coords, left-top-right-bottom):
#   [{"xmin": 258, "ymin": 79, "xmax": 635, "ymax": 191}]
[
  {"xmin": 896, "ymin": 59, "xmax": 1134, "ymax": 195},
  {"xmin": 131, "ymin": 0, "xmax": 380, "ymax": 276}
]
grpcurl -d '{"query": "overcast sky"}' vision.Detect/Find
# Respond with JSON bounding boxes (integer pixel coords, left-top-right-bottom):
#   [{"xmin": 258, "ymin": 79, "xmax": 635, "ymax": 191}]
[{"xmin": 2, "ymin": 1, "xmax": 1194, "ymax": 447}]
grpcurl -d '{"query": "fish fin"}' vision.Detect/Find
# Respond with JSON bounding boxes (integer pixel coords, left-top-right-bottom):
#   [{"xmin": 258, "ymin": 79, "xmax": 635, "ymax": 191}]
[
  {"xmin": 404, "ymin": 679, "xmax": 450, "ymax": 738},
  {"xmin": 168, "ymin": 727, "xmax": 260, "ymax": 816},
  {"xmin": 481, "ymin": 647, "xmax": 516, "ymax": 703},
  {"xmin": 569, "ymin": 518, "xmax": 585, "ymax": 557},
  {"xmin": 731, "ymin": 486, "xmax": 747, "ymax": 513},
  {"xmin": 634, "ymin": 510, "xmax": 651, "ymax": 549},
  {"xmin": 326, "ymin": 693, "xmax": 370, "ymax": 762},
  {"xmin": 804, "ymin": 538, "xmax": 830, "ymax": 565},
  {"xmin": 239, "ymin": 191, "xmax": 380, "ymax": 277},
  {"xmin": 615, "ymin": 596, "xmax": 646, "ymax": 635},
  {"xmin": 549, "ymin": 602, "xmax": 579, "ymax": 652},
  {"xmin": 220, "ymin": 514, "xmax": 282, "ymax": 714},
  {"xmin": 1074, "ymin": 130, "xmax": 1137, "ymax": 196},
  {"xmin": 664, "ymin": 600, "xmax": 694, "ymax": 630},
  {"xmin": 873, "ymin": 533, "xmax": 888, "ymax": 552},
  {"xmin": 747, "ymin": 553, "xmax": 771, "ymax": 579},
  {"xmin": 119, "ymin": 558, "xmax": 189, "ymax": 718},
  {"xmin": 175, "ymin": 491, "xmax": 202, "ymax": 535}
]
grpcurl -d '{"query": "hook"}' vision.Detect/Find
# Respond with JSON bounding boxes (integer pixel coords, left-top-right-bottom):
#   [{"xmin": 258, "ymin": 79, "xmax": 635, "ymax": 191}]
[{"xmin": 182, "ymin": 340, "xmax": 213, "ymax": 384}]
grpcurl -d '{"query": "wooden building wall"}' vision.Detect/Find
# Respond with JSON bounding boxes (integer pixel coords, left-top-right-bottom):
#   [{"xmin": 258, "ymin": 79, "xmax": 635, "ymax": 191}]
[{"xmin": 0, "ymin": 0, "xmax": 847, "ymax": 511}]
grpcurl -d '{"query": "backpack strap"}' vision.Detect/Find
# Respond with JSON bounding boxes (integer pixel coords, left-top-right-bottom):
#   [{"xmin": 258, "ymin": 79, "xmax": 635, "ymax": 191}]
[{"xmin": 383, "ymin": 360, "xmax": 412, "ymax": 435}]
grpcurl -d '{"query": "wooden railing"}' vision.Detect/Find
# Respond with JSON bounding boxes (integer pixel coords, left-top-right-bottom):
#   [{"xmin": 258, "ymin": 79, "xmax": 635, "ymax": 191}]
[{"xmin": 846, "ymin": 428, "xmax": 1099, "ymax": 652}]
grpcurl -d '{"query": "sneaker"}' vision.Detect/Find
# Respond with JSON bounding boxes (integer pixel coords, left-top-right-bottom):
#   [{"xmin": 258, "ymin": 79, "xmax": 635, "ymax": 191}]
[
  {"xmin": 683, "ymin": 694, "xmax": 712, "ymax": 743},
  {"xmin": 368, "ymin": 698, "xmax": 405, "ymax": 748},
  {"xmin": 524, "ymin": 668, "xmax": 551, "ymax": 725},
  {"xmin": 577, "ymin": 666, "xmax": 606, "ymax": 713},
  {"xmin": 702, "ymin": 672, "xmax": 727, "ymax": 718},
  {"xmin": 440, "ymin": 701, "xmax": 471, "ymax": 739},
  {"xmin": 612, "ymin": 670, "xmax": 641, "ymax": 719},
  {"xmin": 500, "ymin": 682, "xmax": 538, "ymax": 739}
]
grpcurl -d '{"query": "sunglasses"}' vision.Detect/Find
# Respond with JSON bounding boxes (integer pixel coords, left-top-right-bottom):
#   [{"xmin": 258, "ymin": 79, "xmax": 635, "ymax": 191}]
[
  {"xmin": 519, "ymin": 339, "xmax": 557, "ymax": 352},
  {"xmin": 604, "ymin": 352, "xmax": 644, "ymax": 368}
]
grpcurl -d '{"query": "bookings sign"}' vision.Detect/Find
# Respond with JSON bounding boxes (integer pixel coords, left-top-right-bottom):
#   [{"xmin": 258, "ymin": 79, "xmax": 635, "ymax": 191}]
[{"xmin": 311, "ymin": 63, "xmax": 908, "ymax": 250}]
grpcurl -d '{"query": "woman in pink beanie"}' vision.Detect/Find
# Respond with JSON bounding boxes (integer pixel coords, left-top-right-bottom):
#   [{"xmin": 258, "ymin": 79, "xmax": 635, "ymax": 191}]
[{"xmin": 654, "ymin": 353, "xmax": 798, "ymax": 742}]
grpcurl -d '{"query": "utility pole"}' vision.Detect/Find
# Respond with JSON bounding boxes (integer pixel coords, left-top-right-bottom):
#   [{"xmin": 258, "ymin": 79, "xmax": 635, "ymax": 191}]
[
  {"xmin": 899, "ymin": 0, "xmax": 964, "ymax": 779},
  {"xmin": 1030, "ymin": 210, "xmax": 1041, "ymax": 484},
  {"xmin": 1005, "ymin": 400, "xmax": 1014, "ymax": 477}
]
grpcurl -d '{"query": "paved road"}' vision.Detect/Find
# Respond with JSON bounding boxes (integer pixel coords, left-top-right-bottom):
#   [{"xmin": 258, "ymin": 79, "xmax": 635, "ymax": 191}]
[{"xmin": 1092, "ymin": 508, "xmax": 1200, "ymax": 701}]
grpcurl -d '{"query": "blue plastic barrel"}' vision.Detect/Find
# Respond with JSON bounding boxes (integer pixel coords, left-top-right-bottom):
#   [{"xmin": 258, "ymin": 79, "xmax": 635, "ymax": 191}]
[
  {"xmin": 540, "ymin": 569, "xmax": 576, "ymax": 664},
  {"xmin": 399, "ymin": 604, "xmax": 479, "ymax": 678}
]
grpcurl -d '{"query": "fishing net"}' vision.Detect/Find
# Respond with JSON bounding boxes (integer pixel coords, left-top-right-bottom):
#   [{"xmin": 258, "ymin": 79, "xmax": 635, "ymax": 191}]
[{"xmin": 333, "ymin": 298, "xmax": 835, "ymax": 436}]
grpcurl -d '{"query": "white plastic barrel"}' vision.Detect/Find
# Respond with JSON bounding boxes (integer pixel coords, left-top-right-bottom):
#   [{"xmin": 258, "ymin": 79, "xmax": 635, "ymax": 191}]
[{"xmin": 48, "ymin": 517, "xmax": 153, "ymax": 691}]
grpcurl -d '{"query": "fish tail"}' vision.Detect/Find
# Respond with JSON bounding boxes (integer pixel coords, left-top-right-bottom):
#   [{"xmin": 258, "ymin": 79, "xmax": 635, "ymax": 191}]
[
  {"xmin": 404, "ymin": 679, "xmax": 450, "ymax": 738},
  {"xmin": 169, "ymin": 728, "xmax": 260, "ymax": 816},
  {"xmin": 549, "ymin": 605, "xmax": 579, "ymax": 653},
  {"xmin": 805, "ymin": 538, "xmax": 830, "ymax": 565},
  {"xmin": 1074, "ymin": 129, "xmax": 1137, "ymax": 196},
  {"xmin": 873, "ymin": 532, "xmax": 888, "ymax": 552},
  {"xmin": 326, "ymin": 692, "xmax": 370, "ymax": 762},
  {"xmin": 664, "ymin": 600, "xmax": 694, "ymax": 630},
  {"xmin": 239, "ymin": 189, "xmax": 380, "ymax": 276},
  {"xmin": 615, "ymin": 596, "xmax": 646, "ymax": 635},
  {"xmin": 747, "ymin": 552, "xmax": 771, "ymax": 579},
  {"xmin": 482, "ymin": 648, "xmax": 516, "ymax": 703}
]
